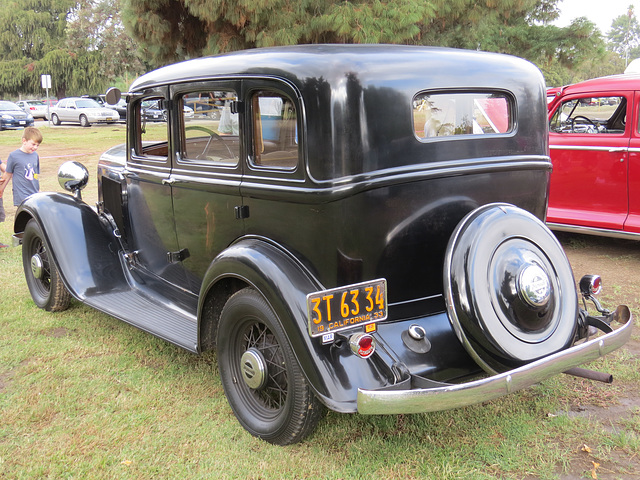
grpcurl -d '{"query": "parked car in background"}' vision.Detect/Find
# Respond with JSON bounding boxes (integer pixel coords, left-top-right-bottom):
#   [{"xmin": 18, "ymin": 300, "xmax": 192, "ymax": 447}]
[
  {"xmin": 16, "ymin": 99, "xmax": 48, "ymax": 119},
  {"xmin": 106, "ymin": 98, "xmax": 127, "ymax": 121},
  {"xmin": 0, "ymin": 100, "xmax": 35, "ymax": 130},
  {"xmin": 48, "ymin": 97, "xmax": 120, "ymax": 127},
  {"xmin": 547, "ymin": 74, "xmax": 640, "ymax": 239},
  {"xmin": 141, "ymin": 99, "xmax": 193, "ymax": 121},
  {"xmin": 12, "ymin": 45, "xmax": 632, "ymax": 445}
]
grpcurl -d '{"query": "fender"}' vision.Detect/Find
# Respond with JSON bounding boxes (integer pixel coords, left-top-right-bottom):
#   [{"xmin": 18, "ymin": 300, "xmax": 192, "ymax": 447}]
[
  {"xmin": 14, "ymin": 192, "xmax": 126, "ymax": 300},
  {"xmin": 199, "ymin": 237, "xmax": 398, "ymax": 413}
]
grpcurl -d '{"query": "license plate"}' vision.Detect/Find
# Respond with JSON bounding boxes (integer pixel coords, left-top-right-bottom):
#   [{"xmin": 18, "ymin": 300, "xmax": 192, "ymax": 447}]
[
  {"xmin": 19, "ymin": 121, "xmax": 25, "ymax": 125},
  {"xmin": 307, "ymin": 279, "xmax": 387, "ymax": 337}
]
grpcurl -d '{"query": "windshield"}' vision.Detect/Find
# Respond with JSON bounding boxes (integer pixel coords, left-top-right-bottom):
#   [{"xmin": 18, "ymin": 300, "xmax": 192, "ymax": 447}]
[{"xmin": 0, "ymin": 101, "xmax": 21, "ymax": 111}]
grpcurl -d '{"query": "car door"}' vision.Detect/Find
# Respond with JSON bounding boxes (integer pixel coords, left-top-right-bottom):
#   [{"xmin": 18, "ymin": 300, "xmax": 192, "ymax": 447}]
[
  {"xmin": 626, "ymin": 90, "xmax": 640, "ymax": 234},
  {"xmin": 122, "ymin": 88, "xmax": 187, "ymax": 287},
  {"xmin": 169, "ymin": 82, "xmax": 244, "ymax": 294},
  {"xmin": 547, "ymin": 92, "xmax": 631, "ymax": 232}
]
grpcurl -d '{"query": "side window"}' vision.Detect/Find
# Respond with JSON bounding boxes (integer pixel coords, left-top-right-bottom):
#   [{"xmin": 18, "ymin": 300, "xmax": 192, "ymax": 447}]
[
  {"xmin": 413, "ymin": 92, "xmax": 512, "ymax": 138},
  {"xmin": 250, "ymin": 90, "xmax": 298, "ymax": 169},
  {"xmin": 133, "ymin": 96, "xmax": 169, "ymax": 160},
  {"xmin": 180, "ymin": 90, "xmax": 239, "ymax": 166},
  {"xmin": 550, "ymin": 96, "xmax": 626, "ymax": 134}
]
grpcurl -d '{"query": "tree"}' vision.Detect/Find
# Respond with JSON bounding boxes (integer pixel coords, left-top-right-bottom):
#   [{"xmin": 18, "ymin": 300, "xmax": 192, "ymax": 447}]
[
  {"xmin": 122, "ymin": 0, "xmax": 606, "ymax": 87},
  {"xmin": 607, "ymin": 5, "xmax": 640, "ymax": 66},
  {"xmin": 0, "ymin": 0, "xmax": 74, "ymax": 61},
  {"xmin": 66, "ymin": 0, "xmax": 147, "ymax": 86}
]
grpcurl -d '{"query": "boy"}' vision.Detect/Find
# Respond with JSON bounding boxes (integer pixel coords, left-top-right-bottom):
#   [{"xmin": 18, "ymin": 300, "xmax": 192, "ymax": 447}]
[
  {"xmin": 0, "ymin": 127, "xmax": 43, "ymax": 248},
  {"xmin": 0, "ymin": 158, "xmax": 5, "ymax": 247}
]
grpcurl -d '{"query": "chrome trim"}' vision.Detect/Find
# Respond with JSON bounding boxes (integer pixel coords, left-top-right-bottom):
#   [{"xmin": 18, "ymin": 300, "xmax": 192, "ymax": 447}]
[
  {"xmin": 549, "ymin": 145, "xmax": 628, "ymax": 152},
  {"xmin": 547, "ymin": 223, "xmax": 640, "ymax": 240},
  {"xmin": 357, "ymin": 311, "xmax": 632, "ymax": 415}
]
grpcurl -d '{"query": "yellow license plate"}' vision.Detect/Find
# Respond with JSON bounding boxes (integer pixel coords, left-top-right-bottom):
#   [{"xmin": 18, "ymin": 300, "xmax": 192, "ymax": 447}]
[{"xmin": 307, "ymin": 279, "xmax": 387, "ymax": 337}]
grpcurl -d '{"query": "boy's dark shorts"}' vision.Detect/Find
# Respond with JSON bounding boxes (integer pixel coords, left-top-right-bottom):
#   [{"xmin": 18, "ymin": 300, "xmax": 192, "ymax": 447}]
[{"xmin": 0, "ymin": 197, "xmax": 5, "ymax": 223}]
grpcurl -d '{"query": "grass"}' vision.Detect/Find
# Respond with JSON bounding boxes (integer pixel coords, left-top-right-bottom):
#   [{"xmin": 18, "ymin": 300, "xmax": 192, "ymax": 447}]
[{"xmin": 1, "ymin": 125, "xmax": 640, "ymax": 479}]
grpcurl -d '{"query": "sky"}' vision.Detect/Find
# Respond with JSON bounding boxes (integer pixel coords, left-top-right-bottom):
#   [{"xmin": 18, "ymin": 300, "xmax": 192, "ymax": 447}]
[{"xmin": 553, "ymin": 0, "xmax": 640, "ymax": 34}]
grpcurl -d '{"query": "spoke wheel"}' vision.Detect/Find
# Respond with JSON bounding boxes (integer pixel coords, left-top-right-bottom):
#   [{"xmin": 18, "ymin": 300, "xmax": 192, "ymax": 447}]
[
  {"xmin": 217, "ymin": 288, "xmax": 324, "ymax": 445},
  {"xmin": 22, "ymin": 219, "xmax": 71, "ymax": 312}
]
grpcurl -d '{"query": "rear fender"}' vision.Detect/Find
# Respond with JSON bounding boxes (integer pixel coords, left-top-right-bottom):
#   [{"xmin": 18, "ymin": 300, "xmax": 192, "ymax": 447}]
[
  {"xmin": 14, "ymin": 192, "xmax": 126, "ymax": 299},
  {"xmin": 198, "ymin": 238, "xmax": 398, "ymax": 412}
]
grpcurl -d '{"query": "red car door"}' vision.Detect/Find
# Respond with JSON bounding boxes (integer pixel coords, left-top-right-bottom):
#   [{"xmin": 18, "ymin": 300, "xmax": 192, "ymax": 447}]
[
  {"xmin": 548, "ymin": 93, "xmax": 631, "ymax": 232},
  {"xmin": 625, "ymin": 90, "xmax": 640, "ymax": 234}
]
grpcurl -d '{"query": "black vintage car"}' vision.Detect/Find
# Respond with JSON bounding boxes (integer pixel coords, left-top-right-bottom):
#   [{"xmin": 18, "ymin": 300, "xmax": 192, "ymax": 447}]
[{"xmin": 13, "ymin": 45, "xmax": 632, "ymax": 445}]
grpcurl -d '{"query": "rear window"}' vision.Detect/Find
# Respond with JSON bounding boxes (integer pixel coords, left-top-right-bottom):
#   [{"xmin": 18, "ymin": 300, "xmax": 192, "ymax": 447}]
[{"xmin": 413, "ymin": 92, "xmax": 512, "ymax": 139}]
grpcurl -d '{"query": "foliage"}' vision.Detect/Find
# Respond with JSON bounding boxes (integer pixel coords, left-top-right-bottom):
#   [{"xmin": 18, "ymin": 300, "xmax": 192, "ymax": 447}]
[
  {"xmin": 0, "ymin": 0, "xmax": 145, "ymax": 99},
  {"xmin": 66, "ymin": 0, "xmax": 147, "ymax": 86},
  {"xmin": 607, "ymin": 5, "xmax": 640, "ymax": 64},
  {"xmin": 121, "ymin": 0, "xmax": 607, "ymax": 88}
]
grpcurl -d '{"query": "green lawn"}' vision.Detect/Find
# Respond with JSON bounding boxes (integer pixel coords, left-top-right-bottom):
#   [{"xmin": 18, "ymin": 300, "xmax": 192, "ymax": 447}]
[{"xmin": 1, "ymin": 125, "xmax": 639, "ymax": 479}]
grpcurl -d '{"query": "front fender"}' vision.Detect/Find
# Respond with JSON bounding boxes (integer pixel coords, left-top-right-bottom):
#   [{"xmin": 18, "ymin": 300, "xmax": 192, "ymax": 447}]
[
  {"xmin": 199, "ymin": 238, "xmax": 397, "ymax": 412},
  {"xmin": 14, "ymin": 192, "xmax": 126, "ymax": 300}
]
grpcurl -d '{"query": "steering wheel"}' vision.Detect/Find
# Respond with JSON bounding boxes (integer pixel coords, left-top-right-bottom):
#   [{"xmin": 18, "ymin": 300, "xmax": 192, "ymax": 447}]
[
  {"xmin": 570, "ymin": 115, "xmax": 597, "ymax": 133},
  {"xmin": 185, "ymin": 125, "xmax": 234, "ymax": 160}
]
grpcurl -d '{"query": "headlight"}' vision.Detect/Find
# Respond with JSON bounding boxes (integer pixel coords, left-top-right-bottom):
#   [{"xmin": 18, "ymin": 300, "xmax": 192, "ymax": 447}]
[{"xmin": 1, "ymin": 114, "xmax": 13, "ymax": 120}]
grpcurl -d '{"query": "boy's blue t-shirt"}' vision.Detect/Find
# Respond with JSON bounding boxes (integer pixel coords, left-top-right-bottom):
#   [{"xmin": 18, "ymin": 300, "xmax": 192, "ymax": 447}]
[{"xmin": 6, "ymin": 148, "xmax": 40, "ymax": 206}]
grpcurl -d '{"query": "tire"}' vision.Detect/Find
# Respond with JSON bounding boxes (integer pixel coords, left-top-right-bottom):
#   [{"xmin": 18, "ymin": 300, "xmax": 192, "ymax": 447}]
[
  {"xmin": 22, "ymin": 219, "xmax": 71, "ymax": 312},
  {"xmin": 51, "ymin": 114, "xmax": 61, "ymax": 126},
  {"xmin": 217, "ymin": 287, "xmax": 324, "ymax": 445},
  {"xmin": 79, "ymin": 115, "xmax": 90, "ymax": 127},
  {"xmin": 444, "ymin": 203, "xmax": 578, "ymax": 373}
]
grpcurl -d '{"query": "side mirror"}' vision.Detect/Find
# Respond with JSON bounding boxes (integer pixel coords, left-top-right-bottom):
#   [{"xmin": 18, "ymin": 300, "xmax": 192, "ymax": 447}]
[
  {"xmin": 58, "ymin": 161, "xmax": 89, "ymax": 200},
  {"xmin": 105, "ymin": 87, "xmax": 122, "ymax": 106}
]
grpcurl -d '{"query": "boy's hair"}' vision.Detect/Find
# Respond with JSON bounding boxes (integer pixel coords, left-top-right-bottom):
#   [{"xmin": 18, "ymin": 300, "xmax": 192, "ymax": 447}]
[{"xmin": 23, "ymin": 127, "xmax": 43, "ymax": 144}]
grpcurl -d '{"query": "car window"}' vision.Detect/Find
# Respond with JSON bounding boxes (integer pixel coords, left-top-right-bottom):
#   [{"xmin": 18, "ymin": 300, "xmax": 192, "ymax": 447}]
[
  {"xmin": 179, "ymin": 90, "xmax": 239, "ymax": 166},
  {"xmin": 549, "ymin": 96, "xmax": 626, "ymax": 134},
  {"xmin": 76, "ymin": 99, "xmax": 101, "ymax": 109},
  {"xmin": 250, "ymin": 90, "xmax": 299, "ymax": 169},
  {"xmin": 133, "ymin": 96, "xmax": 169, "ymax": 160},
  {"xmin": 413, "ymin": 92, "xmax": 512, "ymax": 138}
]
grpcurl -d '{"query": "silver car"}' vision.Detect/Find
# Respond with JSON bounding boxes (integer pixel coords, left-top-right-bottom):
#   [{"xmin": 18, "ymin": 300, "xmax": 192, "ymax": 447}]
[
  {"xmin": 16, "ymin": 99, "xmax": 48, "ymax": 119},
  {"xmin": 49, "ymin": 97, "xmax": 119, "ymax": 127}
]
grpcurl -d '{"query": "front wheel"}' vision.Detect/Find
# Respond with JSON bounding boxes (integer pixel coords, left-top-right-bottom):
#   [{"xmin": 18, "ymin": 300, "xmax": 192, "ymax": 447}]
[
  {"xmin": 79, "ymin": 114, "xmax": 90, "ymax": 127},
  {"xmin": 22, "ymin": 219, "xmax": 71, "ymax": 312},
  {"xmin": 217, "ymin": 288, "xmax": 324, "ymax": 445}
]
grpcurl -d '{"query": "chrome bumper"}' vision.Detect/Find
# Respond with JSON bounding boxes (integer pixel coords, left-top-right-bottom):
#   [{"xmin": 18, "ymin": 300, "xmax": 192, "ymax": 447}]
[{"xmin": 357, "ymin": 307, "xmax": 632, "ymax": 415}]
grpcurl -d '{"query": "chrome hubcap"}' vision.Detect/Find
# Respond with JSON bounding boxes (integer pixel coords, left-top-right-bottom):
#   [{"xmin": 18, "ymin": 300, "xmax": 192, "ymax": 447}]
[
  {"xmin": 517, "ymin": 263, "xmax": 551, "ymax": 308},
  {"xmin": 240, "ymin": 348, "xmax": 267, "ymax": 390},
  {"xmin": 30, "ymin": 254, "xmax": 44, "ymax": 280}
]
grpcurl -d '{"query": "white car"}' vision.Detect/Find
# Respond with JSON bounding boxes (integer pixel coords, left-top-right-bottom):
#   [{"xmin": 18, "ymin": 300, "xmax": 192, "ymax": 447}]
[
  {"xmin": 16, "ymin": 100, "xmax": 48, "ymax": 119},
  {"xmin": 49, "ymin": 97, "xmax": 120, "ymax": 127}
]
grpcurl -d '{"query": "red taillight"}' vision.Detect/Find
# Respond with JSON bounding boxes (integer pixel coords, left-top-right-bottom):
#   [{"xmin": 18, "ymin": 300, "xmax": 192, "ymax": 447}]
[
  {"xmin": 579, "ymin": 275, "xmax": 602, "ymax": 297},
  {"xmin": 349, "ymin": 333, "xmax": 375, "ymax": 358}
]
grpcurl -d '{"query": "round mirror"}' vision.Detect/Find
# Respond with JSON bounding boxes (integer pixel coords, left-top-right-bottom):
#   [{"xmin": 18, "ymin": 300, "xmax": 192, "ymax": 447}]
[{"xmin": 58, "ymin": 161, "xmax": 89, "ymax": 195}]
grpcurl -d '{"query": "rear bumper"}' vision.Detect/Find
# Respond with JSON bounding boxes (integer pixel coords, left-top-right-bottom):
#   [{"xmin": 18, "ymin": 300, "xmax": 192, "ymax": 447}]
[{"xmin": 357, "ymin": 307, "xmax": 632, "ymax": 415}]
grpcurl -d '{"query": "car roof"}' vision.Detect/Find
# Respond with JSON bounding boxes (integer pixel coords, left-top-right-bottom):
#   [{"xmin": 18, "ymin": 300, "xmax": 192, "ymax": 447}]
[
  {"xmin": 129, "ymin": 44, "xmax": 542, "ymax": 97},
  {"xmin": 556, "ymin": 74, "xmax": 640, "ymax": 95}
]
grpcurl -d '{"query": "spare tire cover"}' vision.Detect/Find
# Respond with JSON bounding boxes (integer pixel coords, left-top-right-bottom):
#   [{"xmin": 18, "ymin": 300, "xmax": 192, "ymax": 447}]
[{"xmin": 443, "ymin": 203, "xmax": 578, "ymax": 374}]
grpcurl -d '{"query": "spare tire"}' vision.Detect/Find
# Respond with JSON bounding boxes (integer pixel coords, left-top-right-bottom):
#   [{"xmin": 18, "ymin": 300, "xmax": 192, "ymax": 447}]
[{"xmin": 444, "ymin": 203, "xmax": 578, "ymax": 374}]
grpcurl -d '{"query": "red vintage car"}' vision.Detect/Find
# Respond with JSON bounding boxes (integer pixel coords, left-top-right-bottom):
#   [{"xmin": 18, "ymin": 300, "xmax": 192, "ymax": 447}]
[{"xmin": 547, "ymin": 74, "xmax": 640, "ymax": 239}]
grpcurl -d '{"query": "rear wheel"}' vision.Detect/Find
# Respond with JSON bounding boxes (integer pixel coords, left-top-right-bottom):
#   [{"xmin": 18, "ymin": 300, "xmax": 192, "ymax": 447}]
[
  {"xmin": 51, "ymin": 114, "xmax": 60, "ymax": 126},
  {"xmin": 22, "ymin": 219, "xmax": 71, "ymax": 312},
  {"xmin": 79, "ymin": 114, "xmax": 90, "ymax": 127},
  {"xmin": 217, "ymin": 287, "xmax": 324, "ymax": 445}
]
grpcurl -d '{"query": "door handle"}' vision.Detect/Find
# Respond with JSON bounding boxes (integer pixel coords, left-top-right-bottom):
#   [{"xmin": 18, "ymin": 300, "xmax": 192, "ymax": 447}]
[
  {"xmin": 608, "ymin": 147, "xmax": 627, "ymax": 152},
  {"xmin": 162, "ymin": 177, "xmax": 176, "ymax": 185}
]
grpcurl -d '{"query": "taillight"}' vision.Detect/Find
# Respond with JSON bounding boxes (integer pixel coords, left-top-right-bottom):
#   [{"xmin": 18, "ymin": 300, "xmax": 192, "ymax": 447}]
[
  {"xmin": 349, "ymin": 333, "xmax": 375, "ymax": 358},
  {"xmin": 580, "ymin": 275, "xmax": 602, "ymax": 297}
]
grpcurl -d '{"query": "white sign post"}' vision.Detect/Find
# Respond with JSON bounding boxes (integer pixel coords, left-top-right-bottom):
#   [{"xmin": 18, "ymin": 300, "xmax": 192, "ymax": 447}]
[{"xmin": 41, "ymin": 75, "xmax": 52, "ymax": 126}]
